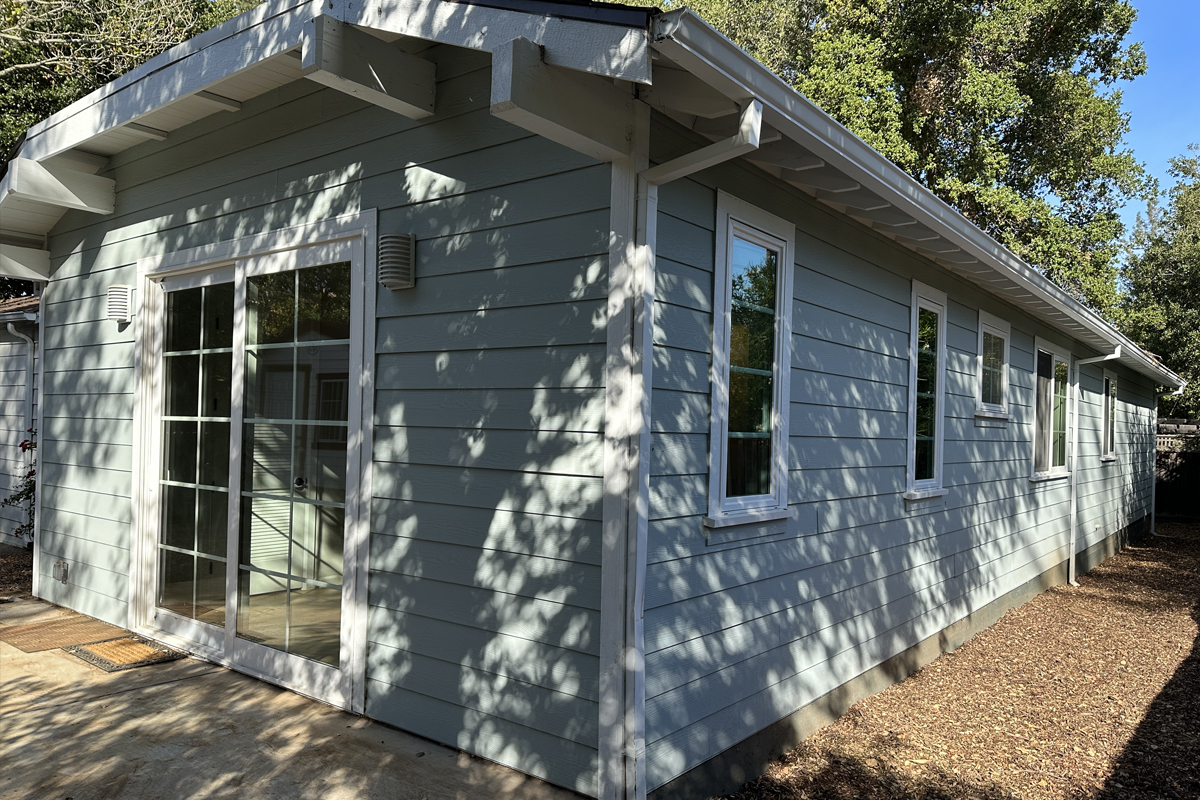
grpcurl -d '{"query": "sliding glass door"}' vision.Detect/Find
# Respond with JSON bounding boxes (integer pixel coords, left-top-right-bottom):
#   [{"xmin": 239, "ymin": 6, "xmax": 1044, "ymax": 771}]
[{"xmin": 145, "ymin": 237, "xmax": 363, "ymax": 706}]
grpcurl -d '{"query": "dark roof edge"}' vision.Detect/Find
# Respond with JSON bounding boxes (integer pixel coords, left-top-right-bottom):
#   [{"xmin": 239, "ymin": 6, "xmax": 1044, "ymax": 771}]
[{"xmin": 444, "ymin": 0, "xmax": 657, "ymax": 27}]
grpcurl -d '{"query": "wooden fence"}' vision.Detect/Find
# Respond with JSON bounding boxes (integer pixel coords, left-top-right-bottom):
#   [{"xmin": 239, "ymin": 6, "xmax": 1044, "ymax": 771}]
[{"xmin": 1158, "ymin": 419, "xmax": 1200, "ymax": 519}]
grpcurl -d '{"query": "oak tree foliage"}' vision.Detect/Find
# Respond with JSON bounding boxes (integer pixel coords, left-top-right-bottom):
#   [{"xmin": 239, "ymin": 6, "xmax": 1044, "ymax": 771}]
[
  {"xmin": 1117, "ymin": 147, "xmax": 1200, "ymax": 415},
  {"xmin": 659, "ymin": 0, "xmax": 1152, "ymax": 313},
  {"xmin": 0, "ymin": 0, "xmax": 256, "ymax": 295}
]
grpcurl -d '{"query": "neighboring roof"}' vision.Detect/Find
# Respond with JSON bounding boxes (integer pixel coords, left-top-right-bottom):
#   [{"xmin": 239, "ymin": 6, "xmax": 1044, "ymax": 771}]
[
  {"xmin": 0, "ymin": 0, "xmax": 1184, "ymax": 391},
  {"xmin": 0, "ymin": 296, "xmax": 41, "ymax": 315},
  {"xmin": 0, "ymin": 294, "xmax": 40, "ymax": 323}
]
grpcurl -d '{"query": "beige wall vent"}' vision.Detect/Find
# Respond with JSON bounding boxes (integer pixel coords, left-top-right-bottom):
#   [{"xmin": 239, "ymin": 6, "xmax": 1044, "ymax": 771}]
[
  {"xmin": 378, "ymin": 233, "xmax": 416, "ymax": 290},
  {"xmin": 107, "ymin": 284, "xmax": 132, "ymax": 324}
]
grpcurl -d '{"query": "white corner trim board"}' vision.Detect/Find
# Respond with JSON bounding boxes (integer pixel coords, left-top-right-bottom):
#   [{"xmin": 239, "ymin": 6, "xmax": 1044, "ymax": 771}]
[{"xmin": 598, "ymin": 104, "xmax": 652, "ymax": 800}]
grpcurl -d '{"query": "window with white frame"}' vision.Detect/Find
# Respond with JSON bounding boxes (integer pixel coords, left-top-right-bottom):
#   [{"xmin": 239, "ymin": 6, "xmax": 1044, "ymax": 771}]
[
  {"xmin": 976, "ymin": 310, "xmax": 1010, "ymax": 417},
  {"xmin": 1033, "ymin": 339, "xmax": 1071, "ymax": 477},
  {"xmin": 907, "ymin": 282, "xmax": 947, "ymax": 497},
  {"xmin": 1102, "ymin": 370, "xmax": 1117, "ymax": 459},
  {"xmin": 705, "ymin": 192, "xmax": 794, "ymax": 527}
]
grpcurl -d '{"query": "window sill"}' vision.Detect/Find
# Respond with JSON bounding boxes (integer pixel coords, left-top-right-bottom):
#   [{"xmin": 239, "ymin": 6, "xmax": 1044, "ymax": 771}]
[
  {"xmin": 903, "ymin": 488, "xmax": 948, "ymax": 501},
  {"xmin": 1100, "ymin": 455, "xmax": 1117, "ymax": 463},
  {"xmin": 974, "ymin": 408, "xmax": 1010, "ymax": 421},
  {"xmin": 703, "ymin": 507, "xmax": 790, "ymax": 529},
  {"xmin": 1030, "ymin": 472, "xmax": 1070, "ymax": 484}
]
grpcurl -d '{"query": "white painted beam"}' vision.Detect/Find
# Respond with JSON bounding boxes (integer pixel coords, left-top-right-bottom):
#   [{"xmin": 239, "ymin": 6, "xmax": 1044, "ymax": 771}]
[
  {"xmin": 0, "ymin": 244, "xmax": 51, "ymax": 280},
  {"xmin": 301, "ymin": 15, "xmax": 435, "ymax": 119},
  {"xmin": 640, "ymin": 99, "xmax": 762, "ymax": 186},
  {"xmin": 340, "ymin": 0, "xmax": 652, "ymax": 83},
  {"xmin": 45, "ymin": 150, "xmax": 109, "ymax": 174},
  {"xmin": 194, "ymin": 90, "xmax": 242, "ymax": 112},
  {"xmin": 125, "ymin": 122, "xmax": 169, "ymax": 141},
  {"xmin": 5, "ymin": 158, "xmax": 115, "ymax": 215},
  {"xmin": 491, "ymin": 37, "xmax": 636, "ymax": 162}
]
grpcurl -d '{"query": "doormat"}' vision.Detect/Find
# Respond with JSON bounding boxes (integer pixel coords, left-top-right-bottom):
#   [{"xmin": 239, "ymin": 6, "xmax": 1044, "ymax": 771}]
[
  {"xmin": 63, "ymin": 636, "xmax": 185, "ymax": 672},
  {"xmin": 0, "ymin": 615, "xmax": 125, "ymax": 652}
]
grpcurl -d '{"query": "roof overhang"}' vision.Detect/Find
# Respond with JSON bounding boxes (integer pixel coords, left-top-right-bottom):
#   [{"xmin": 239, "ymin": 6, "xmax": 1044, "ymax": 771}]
[
  {"xmin": 0, "ymin": 0, "xmax": 1181, "ymax": 391},
  {"xmin": 0, "ymin": 0, "xmax": 652, "ymax": 275},
  {"xmin": 646, "ymin": 9, "xmax": 1183, "ymax": 390}
]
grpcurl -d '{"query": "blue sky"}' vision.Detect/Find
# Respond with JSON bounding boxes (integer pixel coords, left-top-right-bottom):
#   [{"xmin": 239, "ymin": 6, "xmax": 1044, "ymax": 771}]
[{"xmin": 1117, "ymin": 0, "xmax": 1200, "ymax": 233}]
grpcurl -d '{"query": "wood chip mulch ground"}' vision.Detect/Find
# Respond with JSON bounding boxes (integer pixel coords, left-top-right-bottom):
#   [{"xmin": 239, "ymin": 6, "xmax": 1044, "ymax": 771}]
[
  {"xmin": 724, "ymin": 520, "xmax": 1200, "ymax": 800},
  {"xmin": 0, "ymin": 543, "xmax": 33, "ymax": 600}
]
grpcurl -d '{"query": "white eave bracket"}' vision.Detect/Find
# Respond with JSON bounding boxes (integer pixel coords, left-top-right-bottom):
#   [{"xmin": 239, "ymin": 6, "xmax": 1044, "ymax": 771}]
[
  {"xmin": 490, "ymin": 37, "xmax": 636, "ymax": 162},
  {"xmin": 339, "ymin": 0, "xmax": 652, "ymax": 84},
  {"xmin": 4, "ymin": 157, "xmax": 115, "ymax": 215},
  {"xmin": 301, "ymin": 15, "xmax": 436, "ymax": 119},
  {"xmin": 0, "ymin": 244, "xmax": 51, "ymax": 280},
  {"xmin": 640, "ymin": 99, "xmax": 762, "ymax": 186}
]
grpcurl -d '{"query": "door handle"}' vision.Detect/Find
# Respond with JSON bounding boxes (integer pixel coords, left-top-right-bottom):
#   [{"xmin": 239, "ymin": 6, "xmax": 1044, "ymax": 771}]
[{"xmin": 294, "ymin": 477, "xmax": 308, "ymax": 491}]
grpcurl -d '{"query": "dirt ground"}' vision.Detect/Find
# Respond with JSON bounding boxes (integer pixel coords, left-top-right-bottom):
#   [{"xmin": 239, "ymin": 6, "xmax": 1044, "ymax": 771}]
[
  {"xmin": 723, "ymin": 520, "xmax": 1200, "ymax": 800},
  {"xmin": 3, "ymin": 524, "xmax": 1197, "ymax": 800},
  {"xmin": 0, "ymin": 543, "xmax": 33, "ymax": 600}
]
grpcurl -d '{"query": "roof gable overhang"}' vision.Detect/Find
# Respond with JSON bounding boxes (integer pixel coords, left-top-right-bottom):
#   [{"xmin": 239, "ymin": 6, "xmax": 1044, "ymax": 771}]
[
  {"xmin": 644, "ymin": 10, "xmax": 1182, "ymax": 389},
  {"xmin": 0, "ymin": 1, "xmax": 1182, "ymax": 391}
]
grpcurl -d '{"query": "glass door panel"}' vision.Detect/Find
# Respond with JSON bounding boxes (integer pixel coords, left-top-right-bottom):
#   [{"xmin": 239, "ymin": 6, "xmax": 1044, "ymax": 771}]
[
  {"xmin": 157, "ymin": 283, "xmax": 235, "ymax": 627},
  {"xmin": 236, "ymin": 263, "xmax": 351, "ymax": 666}
]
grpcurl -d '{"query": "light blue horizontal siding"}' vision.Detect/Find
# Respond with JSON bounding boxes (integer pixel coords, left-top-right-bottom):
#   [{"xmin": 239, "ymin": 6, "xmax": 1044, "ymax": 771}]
[
  {"xmin": 0, "ymin": 334, "xmax": 34, "ymax": 545},
  {"xmin": 642, "ymin": 113, "xmax": 1158, "ymax": 791},
  {"xmin": 41, "ymin": 43, "xmax": 605, "ymax": 796}
]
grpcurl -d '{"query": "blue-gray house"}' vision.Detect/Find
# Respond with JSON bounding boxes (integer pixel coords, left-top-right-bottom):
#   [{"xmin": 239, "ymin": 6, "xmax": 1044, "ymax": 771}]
[{"xmin": 0, "ymin": 1, "xmax": 1185, "ymax": 797}]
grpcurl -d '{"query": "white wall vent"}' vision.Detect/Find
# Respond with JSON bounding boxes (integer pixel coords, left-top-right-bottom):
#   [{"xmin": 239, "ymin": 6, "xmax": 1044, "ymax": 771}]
[
  {"xmin": 378, "ymin": 233, "xmax": 416, "ymax": 290},
  {"xmin": 107, "ymin": 284, "xmax": 132, "ymax": 324}
]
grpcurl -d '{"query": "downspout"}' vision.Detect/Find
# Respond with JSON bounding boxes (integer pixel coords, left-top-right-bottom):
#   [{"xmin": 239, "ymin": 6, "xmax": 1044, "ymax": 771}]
[
  {"xmin": 1069, "ymin": 348, "xmax": 1121, "ymax": 585},
  {"xmin": 1151, "ymin": 386, "xmax": 1186, "ymax": 537},
  {"xmin": 615, "ymin": 96, "xmax": 763, "ymax": 800}
]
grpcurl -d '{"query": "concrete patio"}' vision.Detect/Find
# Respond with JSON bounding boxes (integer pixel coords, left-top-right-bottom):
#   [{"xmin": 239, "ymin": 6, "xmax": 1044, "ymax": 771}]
[{"xmin": 0, "ymin": 599, "xmax": 582, "ymax": 800}]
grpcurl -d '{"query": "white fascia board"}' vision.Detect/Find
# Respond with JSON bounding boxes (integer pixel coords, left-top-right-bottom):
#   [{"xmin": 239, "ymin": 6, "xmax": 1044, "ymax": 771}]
[
  {"xmin": 650, "ymin": 9, "xmax": 1185, "ymax": 392},
  {"xmin": 18, "ymin": 0, "xmax": 321, "ymax": 163},
  {"xmin": 335, "ymin": 0, "xmax": 652, "ymax": 83}
]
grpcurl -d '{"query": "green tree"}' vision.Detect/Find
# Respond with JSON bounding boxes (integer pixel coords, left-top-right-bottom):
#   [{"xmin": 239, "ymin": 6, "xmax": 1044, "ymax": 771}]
[
  {"xmin": 0, "ymin": 0, "xmax": 256, "ymax": 296},
  {"xmin": 1117, "ymin": 147, "xmax": 1200, "ymax": 416},
  {"xmin": 666, "ymin": 0, "xmax": 1151, "ymax": 313},
  {"xmin": 1, "ymin": 0, "xmax": 256, "ymax": 156}
]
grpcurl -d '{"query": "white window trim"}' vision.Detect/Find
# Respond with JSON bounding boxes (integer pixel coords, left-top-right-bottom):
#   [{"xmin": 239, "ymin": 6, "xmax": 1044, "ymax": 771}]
[
  {"xmin": 1031, "ymin": 337, "xmax": 1072, "ymax": 480},
  {"xmin": 705, "ymin": 191, "xmax": 794, "ymax": 527},
  {"xmin": 1102, "ymin": 369, "xmax": 1118, "ymax": 461},
  {"xmin": 906, "ymin": 280, "xmax": 948, "ymax": 498},
  {"xmin": 975, "ymin": 309, "xmax": 1011, "ymax": 418}
]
